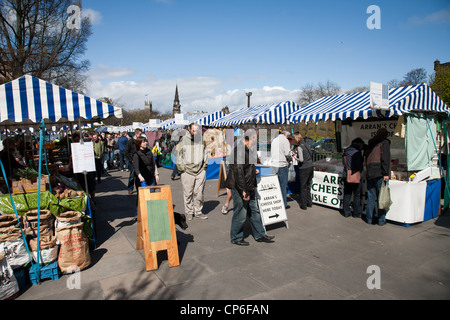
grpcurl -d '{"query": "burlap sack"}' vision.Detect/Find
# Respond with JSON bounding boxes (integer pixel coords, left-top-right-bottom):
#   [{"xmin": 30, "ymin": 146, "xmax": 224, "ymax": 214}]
[
  {"xmin": 0, "ymin": 227, "xmax": 21, "ymax": 242},
  {"xmin": 29, "ymin": 236, "xmax": 57, "ymax": 250},
  {"xmin": 24, "ymin": 210, "xmax": 54, "ymax": 237},
  {"xmin": 55, "ymin": 211, "xmax": 81, "ymax": 229},
  {"xmin": 0, "ymin": 253, "xmax": 19, "ymax": 300},
  {"xmin": 56, "ymin": 222, "xmax": 90, "ymax": 272},
  {"xmin": 0, "ymin": 226, "xmax": 31, "ymax": 270},
  {"xmin": 29, "ymin": 236, "xmax": 58, "ymax": 264},
  {"xmin": 0, "ymin": 215, "xmax": 20, "ymax": 229}
]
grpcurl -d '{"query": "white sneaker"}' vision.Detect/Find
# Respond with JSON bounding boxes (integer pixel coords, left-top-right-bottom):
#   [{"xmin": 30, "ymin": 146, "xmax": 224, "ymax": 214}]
[
  {"xmin": 195, "ymin": 214, "xmax": 208, "ymax": 220},
  {"xmin": 221, "ymin": 205, "xmax": 228, "ymax": 215}
]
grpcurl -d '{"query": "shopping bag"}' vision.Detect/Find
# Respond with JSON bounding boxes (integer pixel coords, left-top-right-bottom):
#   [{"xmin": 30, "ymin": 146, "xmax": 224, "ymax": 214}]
[
  {"xmin": 344, "ymin": 156, "xmax": 360, "ymax": 183},
  {"xmin": 378, "ymin": 181, "xmax": 393, "ymax": 210},
  {"xmin": 288, "ymin": 163, "xmax": 296, "ymax": 183}
]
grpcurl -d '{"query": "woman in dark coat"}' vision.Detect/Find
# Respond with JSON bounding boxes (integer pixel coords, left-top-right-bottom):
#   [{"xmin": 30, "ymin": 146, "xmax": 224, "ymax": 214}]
[
  {"xmin": 133, "ymin": 136, "xmax": 159, "ymax": 188},
  {"xmin": 342, "ymin": 137, "xmax": 365, "ymax": 218},
  {"xmin": 364, "ymin": 128, "xmax": 391, "ymax": 226}
]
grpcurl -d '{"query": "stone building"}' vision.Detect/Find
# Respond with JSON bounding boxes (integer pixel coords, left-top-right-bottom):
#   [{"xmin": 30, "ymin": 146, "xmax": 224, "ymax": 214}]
[
  {"xmin": 434, "ymin": 59, "xmax": 450, "ymax": 72},
  {"xmin": 173, "ymin": 85, "xmax": 181, "ymax": 116}
]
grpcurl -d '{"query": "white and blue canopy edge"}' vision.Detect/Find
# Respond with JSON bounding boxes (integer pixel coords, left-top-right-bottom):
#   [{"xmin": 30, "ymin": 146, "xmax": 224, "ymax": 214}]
[
  {"xmin": 0, "ymin": 75, "xmax": 123, "ymax": 129},
  {"xmin": 287, "ymin": 83, "xmax": 449, "ymax": 124},
  {"xmin": 210, "ymin": 101, "xmax": 301, "ymax": 127}
]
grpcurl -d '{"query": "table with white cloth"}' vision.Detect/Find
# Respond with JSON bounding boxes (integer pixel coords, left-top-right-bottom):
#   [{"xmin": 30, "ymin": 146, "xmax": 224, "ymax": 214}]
[{"xmin": 310, "ymin": 171, "xmax": 440, "ymax": 226}]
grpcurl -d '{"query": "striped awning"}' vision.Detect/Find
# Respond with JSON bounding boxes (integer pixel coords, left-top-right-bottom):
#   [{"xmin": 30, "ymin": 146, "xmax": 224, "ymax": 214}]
[
  {"xmin": 160, "ymin": 118, "xmax": 176, "ymax": 130},
  {"xmin": 160, "ymin": 111, "xmax": 227, "ymax": 130},
  {"xmin": 0, "ymin": 75, "xmax": 122, "ymax": 128},
  {"xmin": 287, "ymin": 83, "xmax": 449, "ymax": 124},
  {"xmin": 189, "ymin": 110, "xmax": 226, "ymax": 126},
  {"xmin": 210, "ymin": 101, "xmax": 301, "ymax": 127}
]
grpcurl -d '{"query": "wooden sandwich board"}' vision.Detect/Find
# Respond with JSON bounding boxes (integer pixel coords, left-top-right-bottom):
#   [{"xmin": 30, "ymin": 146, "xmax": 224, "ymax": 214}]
[
  {"xmin": 136, "ymin": 185, "xmax": 180, "ymax": 271},
  {"xmin": 217, "ymin": 160, "xmax": 227, "ymax": 196}
]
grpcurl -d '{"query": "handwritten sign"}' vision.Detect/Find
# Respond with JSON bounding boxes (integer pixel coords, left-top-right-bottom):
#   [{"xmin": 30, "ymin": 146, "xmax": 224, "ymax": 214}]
[
  {"xmin": 256, "ymin": 174, "xmax": 288, "ymax": 229},
  {"xmin": 71, "ymin": 142, "xmax": 96, "ymax": 173}
]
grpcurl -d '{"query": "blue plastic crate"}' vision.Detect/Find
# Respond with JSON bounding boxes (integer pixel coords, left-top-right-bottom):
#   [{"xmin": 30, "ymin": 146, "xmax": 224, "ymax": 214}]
[{"xmin": 29, "ymin": 261, "xmax": 60, "ymax": 285}]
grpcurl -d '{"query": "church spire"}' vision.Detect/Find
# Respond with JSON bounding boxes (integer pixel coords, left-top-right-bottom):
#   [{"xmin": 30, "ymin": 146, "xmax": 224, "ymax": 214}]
[{"xmin": 173, "ymin": 85, "xmax": 181, "ymax": 116}]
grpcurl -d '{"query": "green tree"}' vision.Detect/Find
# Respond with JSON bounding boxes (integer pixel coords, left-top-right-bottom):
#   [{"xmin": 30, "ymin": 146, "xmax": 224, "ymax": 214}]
[{"xmin": 430, "ymin": 65, "xmax": 450, "ymax": 107}]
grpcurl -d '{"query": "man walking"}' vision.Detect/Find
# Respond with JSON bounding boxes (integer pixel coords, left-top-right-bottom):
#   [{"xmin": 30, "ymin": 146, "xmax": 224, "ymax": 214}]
[
  {"xmin": 92, "ymin": 133, "xmax": 104, "ymax": 183},
  {"xmin": 176, "ymin": 123, "xmax": 208, "ymax": 221},
  {"xmin": 117, "ymin": 131, "xmax": 128, "ymax": 171},
  {"xmin": 226, "ymin": 129, "xmax": 275, "ymax": 246},
  {"xmin": 271, "ymin": 130, "xmax": 292, "ymax": 209},
  {"xmin": 125, "ymin": 128, "xmax": 142, "ymax": 194}
]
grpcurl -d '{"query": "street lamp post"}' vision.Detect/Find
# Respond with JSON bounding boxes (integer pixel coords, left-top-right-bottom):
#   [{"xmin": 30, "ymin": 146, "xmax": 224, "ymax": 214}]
[{"xmin": 246, "ymin": 92, "xmax": 252, "ymax": 108}]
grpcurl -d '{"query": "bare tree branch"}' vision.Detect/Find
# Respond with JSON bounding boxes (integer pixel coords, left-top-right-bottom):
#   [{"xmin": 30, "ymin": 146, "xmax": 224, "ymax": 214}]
[{"xmin": 0, "ymin": 0, "xmax": 92, "ymax": 92}]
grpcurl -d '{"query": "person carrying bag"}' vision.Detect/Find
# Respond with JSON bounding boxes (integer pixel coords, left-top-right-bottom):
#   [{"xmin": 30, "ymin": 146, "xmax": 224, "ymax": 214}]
[
  {"xmin": 378, "ymin": 181, "xmax": 393, "ymax": 211},
  {"xmin": 342, "ymin": 138, "xmax": 365, "ymax": 218},
  {"xmin": 364, "ymin": 128, "xmax": 391, "ymax": 226}
]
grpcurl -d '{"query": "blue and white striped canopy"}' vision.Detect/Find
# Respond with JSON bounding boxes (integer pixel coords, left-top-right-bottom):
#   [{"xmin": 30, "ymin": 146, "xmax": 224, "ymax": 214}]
[
  {"xmin": 189, "ymin": 110, "xmax": 226, "ymax": 126},
  {"xmin": 160, "ymin": 111, "xmax": 227, "ymax": 130},
  {"xmin": 160, "ymin": 118, "xmax": 176, "ymax": 130},
  {"xmin": 287, "ymin": 83, "xmax": 449, "ymax": 124},
  {"xmin": 210, "ymin": 101, "xmax": 301, "ymax": 127},
  {"xmin": 0, "ymin": 75, "xmax": 122, "ymax": 127}
]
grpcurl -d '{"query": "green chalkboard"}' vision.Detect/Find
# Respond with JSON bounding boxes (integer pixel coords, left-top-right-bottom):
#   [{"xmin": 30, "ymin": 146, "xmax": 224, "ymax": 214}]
[{"xmin": 146, "ymin": 199, "xmax": 171, "ymax": 242}]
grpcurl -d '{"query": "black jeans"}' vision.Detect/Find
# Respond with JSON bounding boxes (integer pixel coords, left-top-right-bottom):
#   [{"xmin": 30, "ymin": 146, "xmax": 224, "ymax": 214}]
[
  {"xmin": 94, "ymin": 158, "xmax": 102, "ymax": 180},
  {"xmin": 298, "ymin": 166, "xmax": 314, "ymax": 208},
  {"xmin": 343, "ymin": 181, "xmax": 362, "ymax": 217}
]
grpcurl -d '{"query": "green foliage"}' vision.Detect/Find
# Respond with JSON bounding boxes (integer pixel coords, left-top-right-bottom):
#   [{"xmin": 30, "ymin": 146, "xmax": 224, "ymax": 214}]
[{"xmin": 430, "ymin": 66, "xmax": 450, "ymax": 107}]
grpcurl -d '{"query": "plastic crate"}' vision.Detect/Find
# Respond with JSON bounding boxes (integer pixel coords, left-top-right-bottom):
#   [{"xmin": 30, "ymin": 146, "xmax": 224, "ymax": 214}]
[
  {"xmin": 13, "ymin": 266, "xmax": 31, "ymax": 291},
  {"xmin": 29, "ymin": 261, "xmax": 60, "ymax": 285}
]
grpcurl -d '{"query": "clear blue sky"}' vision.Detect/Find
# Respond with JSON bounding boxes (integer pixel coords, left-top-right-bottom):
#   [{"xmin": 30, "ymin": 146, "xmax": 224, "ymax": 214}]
[{"xmin": 82, "ymin": 0, "xmax": 450, "ymax": 113}]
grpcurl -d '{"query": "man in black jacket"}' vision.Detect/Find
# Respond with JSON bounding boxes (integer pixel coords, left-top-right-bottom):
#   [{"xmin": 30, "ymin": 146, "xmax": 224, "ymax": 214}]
[
  {"xmin": 125, "ymin": 128, "xmax": 142, "ymax": 194},
  {"xmin": 226, "ymin": 129, "xmax": 275, "ymax": 246}
]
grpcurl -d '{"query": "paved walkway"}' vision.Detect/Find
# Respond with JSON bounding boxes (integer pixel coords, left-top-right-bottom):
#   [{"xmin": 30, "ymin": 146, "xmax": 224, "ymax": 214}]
[{"xmin": 17, "ymin": 167, "xmax": 450, "ymax": 300}]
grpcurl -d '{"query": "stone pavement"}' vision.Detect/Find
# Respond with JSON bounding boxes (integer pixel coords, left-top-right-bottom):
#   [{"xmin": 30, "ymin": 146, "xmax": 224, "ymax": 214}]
[{"xmin": 16, "ymin": 167, "xmax": 450, "ymax": 300}]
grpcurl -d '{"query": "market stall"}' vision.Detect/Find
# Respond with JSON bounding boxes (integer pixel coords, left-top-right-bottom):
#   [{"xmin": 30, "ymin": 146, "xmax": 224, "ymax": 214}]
[
  {"xmin": 286, "ymin": 83, "xmax": 449, "ymax": 225},
  {"xmin": 0, "ymin": 75, "xmax": 122, "ymax": 295},
  {"xmin": 210, "ymin": 101, "xmax": 300, "ymax": 128}
]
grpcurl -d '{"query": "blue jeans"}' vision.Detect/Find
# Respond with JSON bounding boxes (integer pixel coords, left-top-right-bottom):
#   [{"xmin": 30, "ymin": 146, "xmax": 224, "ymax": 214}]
[
  {"xmin": 119, "ymin": 150, "xmax": 127, "ymax": 170},
  {"xmin": 273, "ymin": 166, "xmax": 289, "ymax": 207},
  {"xmin": 366, "ymin": 177, "xmax": 386, "ymax": 225},
  {"xmin": 230, "ymin": 189, "xmax": 266, "ymax": 243}
]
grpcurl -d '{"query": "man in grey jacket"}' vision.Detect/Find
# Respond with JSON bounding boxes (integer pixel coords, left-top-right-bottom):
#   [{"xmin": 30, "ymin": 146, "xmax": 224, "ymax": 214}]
[{"xmin": 176, "ymin": 123, "xmax": 209, "ymax": 221}]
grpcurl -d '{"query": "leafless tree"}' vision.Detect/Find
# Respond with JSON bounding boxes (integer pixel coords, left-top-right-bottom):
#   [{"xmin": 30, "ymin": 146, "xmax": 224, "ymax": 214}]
[
  {"xmin": 387, "ymin": 68, "xmax": 428, "ymax": 89},
  {"xmin": 0, "ymin": 0, "xmax": 92, "ymax": 92},
  {"xmin": 345, "ymin": 86, "xmax": 369, "ymax": 94},
  {"xmin": 400, "ymin": 68, "xmax": 427, "ymax": 86},
  {"xmin": 298, "ymin": 80, "xmax": 341, "ymax": 106}
]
